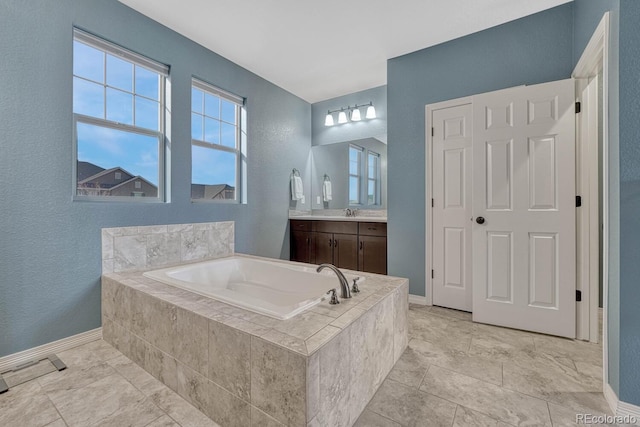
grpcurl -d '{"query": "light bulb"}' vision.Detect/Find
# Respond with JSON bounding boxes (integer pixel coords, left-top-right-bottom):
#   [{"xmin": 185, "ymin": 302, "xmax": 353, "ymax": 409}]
[
  {"xmin": 338, "ymin": 110, "xmax": 348, "ymax": 124},
  {"xmin": 365, "ymin": 104, "xmax": 376, "ymax": 119},
  {"xmin": 351, "ymin": 108, "xmax": 362, "ymax": 121},
  {"xmin": 324, "ymin": 112, "xmax": 334, "ymax": 126}
]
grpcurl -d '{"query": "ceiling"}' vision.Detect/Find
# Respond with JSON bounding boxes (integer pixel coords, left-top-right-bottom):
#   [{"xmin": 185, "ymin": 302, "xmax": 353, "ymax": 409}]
[{"xmin": 119, "ymin": 0, "xmax": 572, "ymax": 104}]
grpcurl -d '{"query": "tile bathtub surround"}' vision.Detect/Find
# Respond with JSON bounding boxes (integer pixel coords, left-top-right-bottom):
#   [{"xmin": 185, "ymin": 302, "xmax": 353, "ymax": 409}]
[
  {"xmin": 102, "ymin": 254, "xmax": 409, "ymax": 426},
  {"xmin": 101, "ymin": 222, "xmax": 235, "ymax": 274}
]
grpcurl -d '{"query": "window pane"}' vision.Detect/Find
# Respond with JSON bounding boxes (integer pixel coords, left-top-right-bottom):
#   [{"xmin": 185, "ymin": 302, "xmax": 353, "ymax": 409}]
[
  {"xmin": 204, "ymin": 93, "xmax": 220, "ymax": 119},
  {"xmin": 73, "ymin": 41, "xmax": 104, "ymax": 83},
  {"xmin": 191, "ymin": 145, "xmax": 237, "ymax": 200},
  {"xmin": 76, "ymin": 122, "xmax": 159, "ymax": 197},
  {"xmin": 221, "ymin": 100, "xmax": 236, "ymax": 124},
  {"xmin": 221, "ymin": 123, "xmax": 236, "ymax": 148},
  {"xmin": 106, "ymin": 54, "xmax": 133, "ymax": 92},
  {"xmin": 368, "ymin": 180, "xmax": 375, "ymax": 204},
  {"xmin": 106, "ymin": 88, "xmax": 133, "ymax": 125},
  {"xmin": 349, "ymin": 176, "xmax": 359, "ymax": 204},
  {"xmin": 192, "ymin": 88, "xmax": 203, "ymax": 114},
  {"xmin": 191, "ymin": 113, "xmax": 203, "ymax": 141},
  {"xmin": 73, "ymin": 77, "xmax": 104, "ymax": 118},
  {"xmin": 204, "ymin": 117, "xmax": 220, "ymax": 144},
  {"xmin": 135, "ymin": 96, "xmax": 159, "ymax": 131},
  {"xmin": 135, "ymin": 66, "xmax": 159, "ymax": 100}
]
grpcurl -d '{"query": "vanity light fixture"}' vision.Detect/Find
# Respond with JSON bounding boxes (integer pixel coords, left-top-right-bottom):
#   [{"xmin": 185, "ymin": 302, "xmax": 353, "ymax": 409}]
[
  {"xmin": 323, "ymin": 102, "xmax": 377, "ymax": 126},
  {"xmin": 324, "ymin": 110, "xmax": 334, "ymax": 126}
]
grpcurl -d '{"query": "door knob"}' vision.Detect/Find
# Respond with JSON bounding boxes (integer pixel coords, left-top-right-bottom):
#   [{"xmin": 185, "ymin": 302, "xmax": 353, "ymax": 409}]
[{"xmin": 476, "ymin": 217, "xmax": 485, "ymax": 224}]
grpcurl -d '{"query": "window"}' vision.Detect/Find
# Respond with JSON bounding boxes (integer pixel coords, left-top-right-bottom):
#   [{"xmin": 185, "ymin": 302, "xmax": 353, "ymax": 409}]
[
  {"xmin": 191, "ymin": 79, "xmax": 245, "ymax": 202},
  {"xmin": 349, "ymin": 145, "xmax": 363, "ymax": 205},
  {"xmin": 72, "ymin": 29, "xmax": 168, "ymax": 200},
  {"xmin": 367, "ymin": 151, "xmax": 381, "ymax": 205}
]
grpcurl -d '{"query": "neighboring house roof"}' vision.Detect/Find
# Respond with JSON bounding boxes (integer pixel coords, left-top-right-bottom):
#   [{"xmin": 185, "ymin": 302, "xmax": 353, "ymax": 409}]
[
  {"xmin": 78, "ymin": 166, "xmax": 134, "ymax": 187},
  {"xmin": 109, "ymin": 175, "xmax": 157, "ymax": 192},
  {"xmin": 192, "ymin": 183, "xmax": 234, "ymax": 199},
  {"xmin": 77, "ymin": 161, "xmax": 106, "ymax": 181}
]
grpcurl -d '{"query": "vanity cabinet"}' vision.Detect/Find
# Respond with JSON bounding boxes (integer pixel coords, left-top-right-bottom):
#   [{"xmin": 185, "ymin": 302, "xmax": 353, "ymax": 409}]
[
  {"xmin": 358, "ymin": 222, "xmax": 388, "ymax": 275},
  {"xmin": 290, "ymin": 220, "xmax": 313, "ymax": 263},
  {"xmin": 290, "ymin": 219, "xmax": 387, "ymax": 274}
]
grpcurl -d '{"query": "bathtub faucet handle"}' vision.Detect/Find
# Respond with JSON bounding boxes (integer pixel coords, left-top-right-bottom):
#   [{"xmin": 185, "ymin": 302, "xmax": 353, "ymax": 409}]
[
  {"xmin": 327, "ymin": 289, "xmax": 340, "ymax": 305},
  {"xmin": 351, "ymin": 277, "xmax": 361, "ymax": 294}
]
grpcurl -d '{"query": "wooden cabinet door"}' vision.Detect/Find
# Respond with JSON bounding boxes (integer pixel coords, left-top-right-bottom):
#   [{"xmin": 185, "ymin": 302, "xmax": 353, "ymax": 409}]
[
  {"xmin": 359, "ymin": 235, "xmax": 387, "ymax": 274},
  {"xmin": 334, "ymin": 233, "xmax": 358, "ymax": 270},
  {"xmin": 291, "ymin": 231, "xmax": 312, "ymax": 263},
  {"xmin": 314, "ymin": 232, "xmax": 333, "ymax": 265}
]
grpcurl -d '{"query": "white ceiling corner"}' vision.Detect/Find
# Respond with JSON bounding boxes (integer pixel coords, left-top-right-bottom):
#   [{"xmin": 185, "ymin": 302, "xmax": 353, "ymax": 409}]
[{"xmin": 118, "ymin": 0, "xmax": 572, "ymax": 103}]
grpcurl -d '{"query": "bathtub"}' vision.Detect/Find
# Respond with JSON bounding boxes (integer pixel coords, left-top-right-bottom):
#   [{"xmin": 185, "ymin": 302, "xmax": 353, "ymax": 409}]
[{"xmin": 143, "ymin": 256, "xmax": 362, "ymax": 320}]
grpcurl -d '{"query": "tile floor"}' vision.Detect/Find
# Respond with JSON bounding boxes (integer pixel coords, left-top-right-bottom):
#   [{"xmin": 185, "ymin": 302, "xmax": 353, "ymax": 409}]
[{"xmin": 0, "ymin": 304, "xmax": 624, "ymax": 427}]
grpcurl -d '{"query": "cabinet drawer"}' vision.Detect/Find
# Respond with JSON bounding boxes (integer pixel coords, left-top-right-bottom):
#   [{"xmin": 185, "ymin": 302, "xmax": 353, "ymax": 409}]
[
  {"xmin": 358, "ymin": 222, "xmax": 387, "ymax": 236},
  {"xmin": 290, "ymin": 220, "xmax": 312, "ymax": 232},
  {"xmin": 313, "ymin": 221, "xmax": 358, "ymax": 234}
]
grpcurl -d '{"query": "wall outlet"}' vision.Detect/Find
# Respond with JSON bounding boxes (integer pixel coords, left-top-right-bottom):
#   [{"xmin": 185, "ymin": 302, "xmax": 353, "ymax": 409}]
[{"xmin": 317, "ymin": 196, "xmax": 321, "ymax": 204}]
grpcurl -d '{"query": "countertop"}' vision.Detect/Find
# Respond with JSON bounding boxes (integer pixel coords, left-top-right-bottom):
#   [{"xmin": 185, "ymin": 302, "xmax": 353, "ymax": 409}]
[{"xmin": 289, "ymin": 215, "xmax": 387, "ymax": 223}]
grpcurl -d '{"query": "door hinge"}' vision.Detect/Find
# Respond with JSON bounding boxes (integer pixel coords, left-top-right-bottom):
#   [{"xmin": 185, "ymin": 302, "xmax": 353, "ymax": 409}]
[
  {"xmin": 576, "ymin": 195, "xmax": 582, "ymax": 207},
  {"xmin": 431, "ymin": 198, "xmax": 434, "ymax": 208},
  {"xmin": 576, "ymin": 290, "xmax": 582, "ymax": 302},
  {"xmin": 431, "ymin": 269, "xmax": 434, "ymax": 279},
  {"xmin": 431, "ymin": 127, "xmax": 434, "ymax": 137},
  {"xmin": 575, "ymin": 101, "xmax": 581, "ymax": 114}
]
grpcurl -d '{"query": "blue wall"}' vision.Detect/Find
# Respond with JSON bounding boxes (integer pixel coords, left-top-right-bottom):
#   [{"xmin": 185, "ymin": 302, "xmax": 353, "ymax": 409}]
[
  {"xmin": 386, "ymin": 4, "xmax": 574, "ymax": 297},
  {"xmin": 0, "ymin": 0, "xmax": 311, "ymax": 357},
  {"xmin": 617, "ymin": 0, "xmax": 640, "ymax": 407},
  {"xmin": 311, "ymin": 86, "xmax": 387, "ymax": 146}
]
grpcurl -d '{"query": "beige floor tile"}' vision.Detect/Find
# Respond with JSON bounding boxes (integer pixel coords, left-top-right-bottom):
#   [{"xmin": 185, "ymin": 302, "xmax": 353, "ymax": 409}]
[
  {"xmin": 47, "ymin": 373, "xmax": 161, "ymax": 427},
  {"xmin": 420, "ymin": 365, "xmax": 552, "ymax": 426},
  {"xmin": 144, "ymin": 415, "xmax": 181, "ymax": 427},
  {"xmin": 533, "ymin": 334, "xmax": 603, "ymax": 366},
  {"xmin": 409, "ymin": 311, "xmax": 472, "ymax": 351},
  {"xmin": 387, "ymin": 346, "xmax": 430, "ymax": 388},
  {"xmin": 0, "ymin": 389, "xmax": 60, "ymax": 427},
  {"xmin": 546, "ymin": 402, "xmax": 622, "ymax": 426},
  {"xmin": 453, "ymin": 405, "xmax": 499, "ymax": 427},
  {"xmin": 409, "ymin": 338, "xmax": 503, "ymax": 386},
  {"xmin": 38, "ymin": 361, "xmax": 117, "ymax": 393},
  {"xmin": 107, "ymin": 354, "xmax": 166, "ymax": 396},
  {"xmin": 43, "ymin": 420, "xmax": 67, "ymax": 427},
  {"xmin": 354, "ymin": 410, "xmax": 402, "ymax": 427},
  {"xmin": 2, "ymin": 359, "xmax": 57, "ymax": 388},
  {"xmin": 150, "ymin": 387, "xmax": 220, "ymax": 427},
  {"xmin": 411, "ymin": 304, "xmax": 473, "ymax": 321},
  {"xmin": 367, "ymin": 379, "xmax": 457, "ymax": 427},
  {"xmin": 56, "ymin": 339, "xmax": 122, "ymax": 367}
]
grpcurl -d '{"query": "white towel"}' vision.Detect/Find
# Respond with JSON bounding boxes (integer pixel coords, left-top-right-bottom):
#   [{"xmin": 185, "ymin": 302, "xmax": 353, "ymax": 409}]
[
  {"xmin": 322, "ymin": 180, "xmax": 332, "ymax": 202},
  {"xmin": 291, "ymin": 175, "xmax": 304, "ymax": 200}
]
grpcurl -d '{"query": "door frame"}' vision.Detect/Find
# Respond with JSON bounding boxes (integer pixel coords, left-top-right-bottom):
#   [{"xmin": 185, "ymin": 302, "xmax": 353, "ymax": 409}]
[
  {"xmin": 572, "ymin": 11, "xmax": 610, "ymax": 390},
  {"xmin": 425, "ymin": 96, "xmax": 473, "ymax": 306}
]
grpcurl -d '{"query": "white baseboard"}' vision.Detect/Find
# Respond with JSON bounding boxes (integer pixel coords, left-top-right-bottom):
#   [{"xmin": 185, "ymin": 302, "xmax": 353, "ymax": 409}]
[
  {"xmin": 604, "ymin": 383, "xmax": 640, "ymax": 424},
  {"xmin": 0, "ymin": 328, "xmax": 102, "ymax": 373},
  {"xmin": 409, "ymin": 294, "xmax": 429, "ymax": 305}
]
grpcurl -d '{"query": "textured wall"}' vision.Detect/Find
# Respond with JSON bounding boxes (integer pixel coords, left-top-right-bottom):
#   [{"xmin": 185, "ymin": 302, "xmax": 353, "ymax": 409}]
[
  {"xmin": 617, "ymin": 0, "xmax": 640, "ymax": 406},
  {"xmin": 387, "ymin": 4, "xmax": 574, "ymax": 296},
  {"xmin": 0, "ymin": 0, "xmax": 311, "ymax": 357},
  {"xmin": 312, "ymin": 86, "xmax": 387, "ymax": 147}
]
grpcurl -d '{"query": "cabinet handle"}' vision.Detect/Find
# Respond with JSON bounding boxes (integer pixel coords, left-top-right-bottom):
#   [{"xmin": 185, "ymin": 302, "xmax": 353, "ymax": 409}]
[
  {"xmin": 306, "ymin": 237, "xmax": 309, "ymax": 244},
  {"xmin": 367, "ymin": 227, "xmax": 377, "ymax": 230},
  {"xmin": 329, "ymin": 239, "xmax": 332, "ymax": 246},
  {"xmin": 334, "ymin": 240, "xmax": 338, "ymax": 248},
  {"xmin": 360, "ymin": 241, "xmax": 363, "ymax": 250}
]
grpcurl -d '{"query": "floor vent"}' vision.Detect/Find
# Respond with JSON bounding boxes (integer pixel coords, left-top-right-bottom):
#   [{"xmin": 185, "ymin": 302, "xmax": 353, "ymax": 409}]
[{"xmin": 0, "ymin": 355, "xmax": 67, "ymax": 394}]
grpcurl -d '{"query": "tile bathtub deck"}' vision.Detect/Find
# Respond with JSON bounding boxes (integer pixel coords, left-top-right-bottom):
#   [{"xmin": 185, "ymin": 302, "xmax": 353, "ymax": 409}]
[{"xmin": 0, "ymin": 305, "xmax": 621, "ymax": 427}]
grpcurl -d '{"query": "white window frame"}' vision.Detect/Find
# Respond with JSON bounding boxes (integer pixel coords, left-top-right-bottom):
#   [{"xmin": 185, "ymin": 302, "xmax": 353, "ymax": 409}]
[
  {"xmin": 72, "ymin": 28, "xmax": 168, "ymax": 203},
  {"xmin": 190, "ymin": 78, "xmax": 245, "ymax": 203},
  {"xmin": 349, "ymin": 144, "xmax": 363, "ymax": 206},
  {"xmin": 366, "ymin": 150, "xmax": 381, "ymax": 206}
]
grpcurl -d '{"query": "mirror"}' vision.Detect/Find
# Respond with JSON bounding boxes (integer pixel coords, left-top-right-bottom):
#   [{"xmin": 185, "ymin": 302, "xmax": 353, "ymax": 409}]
[{"xmin": 310, "ymin": 137, "xmax": 387, "ymax": 210}]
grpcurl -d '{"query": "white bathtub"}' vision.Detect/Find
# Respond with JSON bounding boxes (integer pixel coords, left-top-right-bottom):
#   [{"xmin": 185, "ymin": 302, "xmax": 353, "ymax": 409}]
[{"xmin": 143, "ymin": 256, "xmax": 363, "ymax": 320}]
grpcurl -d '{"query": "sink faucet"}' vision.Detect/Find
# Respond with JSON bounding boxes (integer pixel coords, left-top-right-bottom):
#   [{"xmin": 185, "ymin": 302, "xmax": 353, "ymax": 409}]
[
  {"xmin": 317, "ymin": 264, "xmax": 352, "ymax": 299},
  {"xmin": 344, "ymin": 208, "xmax": 358, "ymax": 217}
]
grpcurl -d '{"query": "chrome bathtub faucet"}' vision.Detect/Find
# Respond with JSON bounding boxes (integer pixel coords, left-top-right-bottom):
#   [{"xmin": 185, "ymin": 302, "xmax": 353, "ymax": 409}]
[{"xmin": 317, "ymin": 264, "xmax": 351, "ymax": 299}]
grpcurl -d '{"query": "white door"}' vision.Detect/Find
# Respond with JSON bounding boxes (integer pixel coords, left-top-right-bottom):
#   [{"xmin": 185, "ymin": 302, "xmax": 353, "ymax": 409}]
[
  {"xmin": 432, "ymin": 103, "xmax": 473, "ymax": 311},
  {"xmin": 472, "ymin": 79, "xmax": 576, "ymax": 338}
]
